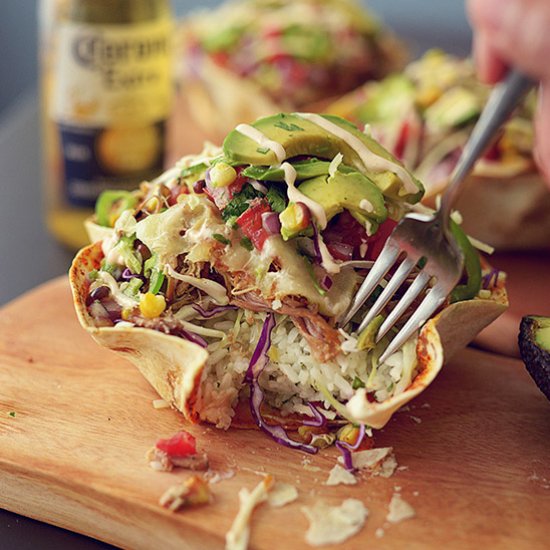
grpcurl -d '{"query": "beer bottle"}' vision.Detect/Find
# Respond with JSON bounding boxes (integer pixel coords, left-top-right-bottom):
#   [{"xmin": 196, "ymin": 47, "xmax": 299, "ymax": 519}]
[{"xmin": 40, "ymin": 0, "xmax": 174, "ymax": 249}]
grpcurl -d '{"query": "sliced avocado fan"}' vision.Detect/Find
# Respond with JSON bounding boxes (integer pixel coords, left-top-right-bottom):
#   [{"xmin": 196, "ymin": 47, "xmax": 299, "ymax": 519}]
[{"xmin": 223, "ymin": 113, "xmax": 424, "ymax": 204}]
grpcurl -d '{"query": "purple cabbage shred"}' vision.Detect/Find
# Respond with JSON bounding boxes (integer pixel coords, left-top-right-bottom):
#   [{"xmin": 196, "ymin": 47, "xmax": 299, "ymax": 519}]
[
  {"xmin": 335, "ymin": 423, "xmax": 366, "ymax": 472},
  {"xmin": 246, "ymin": 314, "xmax": 318, "ymax": 455}
]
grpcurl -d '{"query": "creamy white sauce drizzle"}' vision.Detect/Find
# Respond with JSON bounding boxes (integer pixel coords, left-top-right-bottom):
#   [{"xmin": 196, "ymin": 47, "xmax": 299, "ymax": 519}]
[
  {"xmin": 316, "ymin": 233, "xmax": 342, "ymax": 274},
  {"xmin": 164, "ymin": 264, "xmax": 229, "ymax": 305},
  {"xmin": 359, "ymin": 199, "xmax": 374, "ymax": 213},
  {"xmin": 281, "ymin": 162, "xmax": 328, "ymax": 230},
  {"xmin": 294, "ymin": 113, "xmax": 418, "ymax": 194},
  {"xmin": 328, "ymin": 152, "xmax": 343, "ymax": 177},
  {"xmin": 95, "ymin": 272, "xmax": 138, "ymax": 309},
  {"xmin": 235, "ymin": 124, "xmax": 286, "ymax": 163}
]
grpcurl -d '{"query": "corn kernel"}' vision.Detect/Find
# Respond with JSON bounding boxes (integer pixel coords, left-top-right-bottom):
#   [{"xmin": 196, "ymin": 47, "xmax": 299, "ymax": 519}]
[
  {"xmin": 337, "ymin": 423, "xmax": 360, "ymax": 446},
  {"xmin": 145, "ymin": 196, "xmax": 160, "ymax": 213},
  {"xmin": 210, "ymin": 162, "xmax": 237, "ymax": 188},
  {"xmin": 139, "ymin": 292, "xmax": 166, "ymax": 318},
  {"xmin": 280, "ymin": 202, "xmax": 311, "ymax": 240},
  {"xmin": 121, "ymin": 308, "xmax": 133, "ymax": 321}
]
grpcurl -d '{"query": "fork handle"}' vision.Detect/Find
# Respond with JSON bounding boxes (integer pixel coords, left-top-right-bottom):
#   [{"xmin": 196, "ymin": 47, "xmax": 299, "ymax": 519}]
[{"xmin": 438, "ymin": 69, "xmax": 536, "ymax": 224}]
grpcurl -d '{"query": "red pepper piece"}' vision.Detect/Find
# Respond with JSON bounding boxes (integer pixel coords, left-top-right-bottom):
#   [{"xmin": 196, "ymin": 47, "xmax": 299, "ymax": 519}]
[
  {"xmin": 236, "ymin": 199, "xmax": 272, "ymax": 251},
  {"xmin": 365, "ymin": 218, "xmax": 398, "ymax": 261},
  {"xmin": 155, "ymin": 431, "xmax": 197, "ymax": 458}
]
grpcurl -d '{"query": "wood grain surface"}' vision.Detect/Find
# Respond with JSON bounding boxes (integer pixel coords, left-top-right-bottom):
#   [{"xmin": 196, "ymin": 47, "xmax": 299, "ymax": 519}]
[{"xmin": 1, "ymin": 277, "xmax": 550, "ymax": 550}]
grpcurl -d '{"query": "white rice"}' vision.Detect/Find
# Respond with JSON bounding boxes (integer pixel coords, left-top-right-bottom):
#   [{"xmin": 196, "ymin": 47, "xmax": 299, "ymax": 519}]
[{"xmin": 194, "ymin": 311, "xmax": 418, "ymax": 429}]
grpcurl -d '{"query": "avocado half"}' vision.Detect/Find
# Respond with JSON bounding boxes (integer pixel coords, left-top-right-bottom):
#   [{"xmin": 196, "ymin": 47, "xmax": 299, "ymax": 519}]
[{"xmin": 519, "ymin": 315, "xmax": 550, "ymax": 401}]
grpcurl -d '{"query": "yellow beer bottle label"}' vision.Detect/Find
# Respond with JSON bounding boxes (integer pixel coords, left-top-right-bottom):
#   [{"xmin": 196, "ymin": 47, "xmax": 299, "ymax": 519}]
[{"xmin": 51, "ymin": 19, "xmax": 173, "ymax": 206}]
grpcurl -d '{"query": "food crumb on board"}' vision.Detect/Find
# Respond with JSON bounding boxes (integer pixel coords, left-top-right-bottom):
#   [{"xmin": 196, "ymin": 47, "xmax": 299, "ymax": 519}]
[
  {"xmin": 386, "ymin": 493, "xmax": 416, "ymax": 524},
  {"xmin": 337, "ymin": 447, "xmax": 397, "ymax": 478},
  {"xmin": 226, "ymin": 475, "xmax": 274, "ymax": 550},
  {"xmin": 325, "ymin": 464, "xmax": 357, "ymax": 486},
  {"xmin": 301, "ymin": 499, "xmax": 368, "ymax": 547},
  {"xmin": 409, "ymin": 415, "xmax": 422, "ymax": 424},
  {"xmin": 152, "ymin": 398, "xmax": 170, "ymax": 409},
  {"xmin": 375, "ymin": 528, "xmax": 385, "ymax": 539},
  {"xmin": 7, "ymin": 411, "xmax": 16, "ymax": 418},
  {"xmin": 159, "ymin": 476, "xmax": 212, "ymax": 512},
  {"xmin": 267, "ymin": 482, "xmax": 298, "ymax": 508},
  {"xmin": 204, "ymin": 469, "xmax": 235, "ymax": 484}
]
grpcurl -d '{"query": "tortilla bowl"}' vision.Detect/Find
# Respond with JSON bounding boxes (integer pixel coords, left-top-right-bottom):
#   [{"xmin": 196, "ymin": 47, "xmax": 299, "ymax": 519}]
[{"xmin": 70, "ymin": 242, "xmax": 507, "ymax": 431}]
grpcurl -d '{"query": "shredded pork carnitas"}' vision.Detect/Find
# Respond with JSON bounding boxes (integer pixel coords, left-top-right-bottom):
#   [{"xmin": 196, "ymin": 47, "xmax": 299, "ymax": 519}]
[{"xmin": 232, "ymin": 292, "xmax": 341, "ymax": 362}]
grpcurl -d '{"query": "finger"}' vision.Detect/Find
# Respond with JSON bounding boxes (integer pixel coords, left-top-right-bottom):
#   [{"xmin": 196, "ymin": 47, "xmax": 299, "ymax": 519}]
[
  {"xmin": 472, "ymin": 31, "xmax": 507, "ymax": 84},
  {"xmin": 470, "ymin": 0, "xmax": 550, "ymax": 82},
  {"xmin": 534, "ymin": 81, "xmax": 550, "ymax": 187}
]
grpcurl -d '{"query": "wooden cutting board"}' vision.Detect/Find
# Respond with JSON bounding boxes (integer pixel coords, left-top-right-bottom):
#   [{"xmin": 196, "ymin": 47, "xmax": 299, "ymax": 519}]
[{"xmin": 1, "ymin": 278, "xmax": 550, "ymax": 550}]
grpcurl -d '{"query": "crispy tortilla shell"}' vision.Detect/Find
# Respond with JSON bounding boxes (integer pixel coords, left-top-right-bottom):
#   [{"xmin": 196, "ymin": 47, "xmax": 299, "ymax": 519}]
[
  {"xmin": 84, "ymin": 218, "xmax": 115, "ymax": 244},
  {"xmin": 70, "ymin": 243, "xmax": 208, "ymax": 422},
  {"xmin": 426, "ymin": 172, "xmax": 550, "ymax": 250},
  {"xmin": 70, "ymin": 243, "xmax": 507, "ymax": 430}
]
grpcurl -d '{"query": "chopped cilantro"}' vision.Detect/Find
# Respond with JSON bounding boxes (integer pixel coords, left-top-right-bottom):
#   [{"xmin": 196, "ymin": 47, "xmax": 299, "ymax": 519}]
[
  {"xmin": 213, "ymin": 233, "xmax": 230, "ymax": 245},
  {"xmin": 8, "ymin": 411, "xmax": 16, "ymax": 418},
  {"xmin": 87, "ymin": 269, "xmax": 99, "ymax": 282},
  {"xmin": 256, "ymin": 146, "xmax": 270, "ymax": 154},
  {"xmin": 240, "ymin": 237, "xmax": 253, "ymax": 251},
  {"xmin": 352, "ymin": 377, "xmax": 366, "ymax": 390},
  {"xmin": 266, "ymin": 186, "xmax": 287, "ymax": 213},
  {"xmin": 221, "ymin": 184, "xmax": 263, "ymax": 221},
  {"xmin": 274, "ymin": 121, "xmax": 304, "ymax": 132}
]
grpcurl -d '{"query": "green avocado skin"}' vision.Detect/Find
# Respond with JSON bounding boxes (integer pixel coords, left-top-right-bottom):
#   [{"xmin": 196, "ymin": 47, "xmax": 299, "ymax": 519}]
[{"xmin": 519, "ymin": 316, "xmax": 550, "ymax": 402}]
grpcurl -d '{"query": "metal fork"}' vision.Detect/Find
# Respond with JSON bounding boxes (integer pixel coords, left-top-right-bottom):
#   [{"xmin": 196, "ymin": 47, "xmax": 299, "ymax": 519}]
[{"xmin": 340, "ymin": 70, "xmax": 535, "ymax": 364}]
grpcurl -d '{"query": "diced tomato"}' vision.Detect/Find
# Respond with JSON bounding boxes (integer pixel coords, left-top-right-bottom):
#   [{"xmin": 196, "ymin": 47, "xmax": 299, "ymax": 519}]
[
  {"xmin": 364, "ymin": 218, "xmax": 398, "ymax": 261},
  {"xmin": 204, "ymin": 166, "xmax": 247, "ymax": 211},
  {"xmin": 236, "ymin": 199, "xmax": 272, "ymax": 251},
  {"xmin": 155, "ymin": 431, "xmax": 196, "ymax": 458}
]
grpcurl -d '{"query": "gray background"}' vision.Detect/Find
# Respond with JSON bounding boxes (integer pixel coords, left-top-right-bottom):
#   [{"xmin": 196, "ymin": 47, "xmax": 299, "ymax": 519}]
[
  {"xmin": 0, "ymin": 1, "xmax": 472, "ymax": 119},
  {"xmin": 0, "ymin": 1, "xmax": 472, "ymax": 549}
]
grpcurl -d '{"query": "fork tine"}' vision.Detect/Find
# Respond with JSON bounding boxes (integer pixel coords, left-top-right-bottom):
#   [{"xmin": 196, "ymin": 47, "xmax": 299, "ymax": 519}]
[
  {"xmin": 378, "ymin": 284, "xmax": 448, "ymax": 364},
  {"xmin": 356, "ymin": 257, "xmax": 416, "ymax": 334},
  {"xmin": 339, "ymin": 242, "xmax": 400, "ymax": 327},
  {"xmin": 376, "ymin": 270, "xmax": 431, "ymax": 343}
]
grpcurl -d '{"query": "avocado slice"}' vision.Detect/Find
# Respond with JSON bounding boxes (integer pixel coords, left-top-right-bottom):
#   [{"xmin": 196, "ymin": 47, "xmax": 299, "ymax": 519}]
[
  {"xmin": 297, "ymin": 170, "xmax": 387, "ymax": 228},
  {"xmin": 242, "ymin": 158, "xmax": 332, "ymax": 182},
  {"xmin": 519, "ymin": 315, "xmax": 550, "ymax": 401},
  {"xmin": 223, "ymin": 113, "xmax": 424, "ymax": 203},
  {"xmin": 424, "ymin": 87, "xmax": 481, "ymax": 129},
  {"xmin": 356, "ymin": 74, "xmax": 415, "ymax": 123}
]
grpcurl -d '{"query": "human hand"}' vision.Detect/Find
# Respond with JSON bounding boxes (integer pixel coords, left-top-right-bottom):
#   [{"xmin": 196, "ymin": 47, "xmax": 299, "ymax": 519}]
[{"xmin": 467, "ymin": 0, "xmax": 550, "ymax": 184}]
